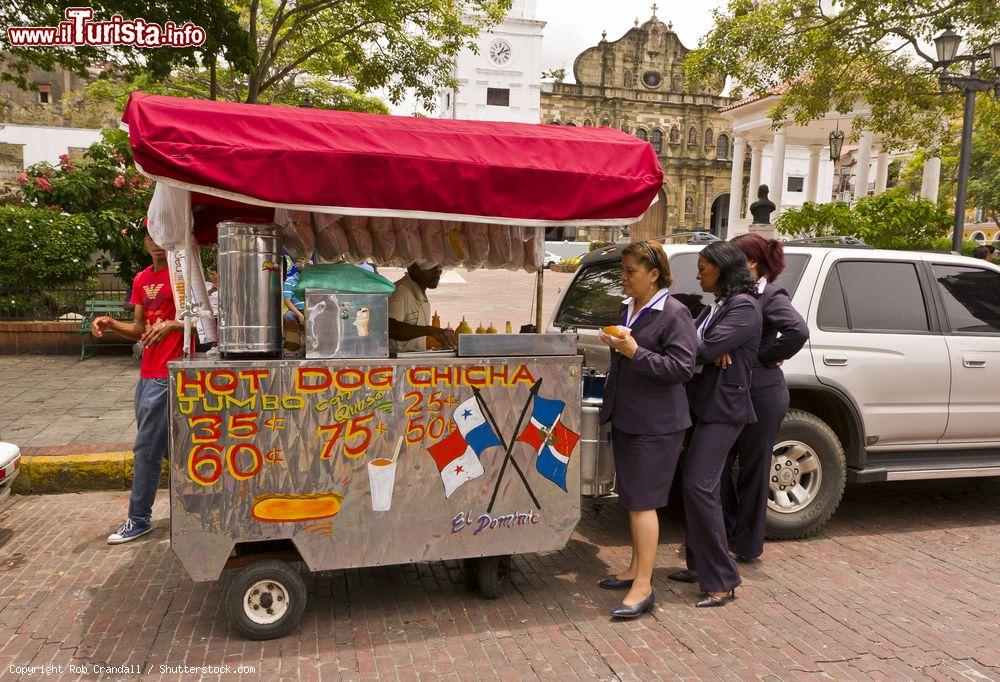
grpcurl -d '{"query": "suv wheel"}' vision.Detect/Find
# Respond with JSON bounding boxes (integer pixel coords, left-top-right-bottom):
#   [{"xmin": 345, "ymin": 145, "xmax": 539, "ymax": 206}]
[{"xmin": 765, "ymin": 409, "xmax": 846, "ymax": 540}]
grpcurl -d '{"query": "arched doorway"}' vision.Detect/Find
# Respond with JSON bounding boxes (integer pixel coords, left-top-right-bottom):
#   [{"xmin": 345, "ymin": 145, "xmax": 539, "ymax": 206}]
[
  {"xmin": 632, "ymin": 188, "xmax": 668, "ymax": 242},
  {"xmin": 710, "ymin": 194, "xmax": 730, "ymax": 237}
]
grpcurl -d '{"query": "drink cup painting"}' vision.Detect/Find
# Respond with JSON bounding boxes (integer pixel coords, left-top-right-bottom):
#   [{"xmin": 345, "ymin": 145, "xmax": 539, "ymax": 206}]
[{"xmin": 369, "ymin": 437, "xmax": 403, "ymax": 511}]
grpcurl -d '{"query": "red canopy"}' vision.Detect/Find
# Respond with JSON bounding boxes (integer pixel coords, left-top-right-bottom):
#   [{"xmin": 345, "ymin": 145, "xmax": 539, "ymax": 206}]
[{"xmin": 122, "ymin": 93, "xmax": 663, "ymax": 229}]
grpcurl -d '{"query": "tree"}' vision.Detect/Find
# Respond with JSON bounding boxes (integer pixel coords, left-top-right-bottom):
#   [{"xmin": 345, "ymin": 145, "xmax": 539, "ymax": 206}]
[
  {"xmin": 13, "ymin": 129, "xmax": 154, "ymax": 283},
  {"xmin": 1, "ymin": 0, "xmax": 254, "ymax": 90},
  {"xmin": 685, "ymin": 0, "xmax": 1000, "ymax": 149},
  {"xmin": 110, "ymin": 0, "xmax": 511, "ymax": 106},
  {"xmin": 968, "ymin": 96, "xmax": 1000, "ymax": 227},
  {"xmin": 542, "ymin": 68, "xmax": 567, "ymax": 83},
  {"xmin": 236, "ymin": 0, "xmax": 510, "ymax": 106},
  {"xmin": 775, "ymin": 187, "xmax": 953, "ymax": 250}
]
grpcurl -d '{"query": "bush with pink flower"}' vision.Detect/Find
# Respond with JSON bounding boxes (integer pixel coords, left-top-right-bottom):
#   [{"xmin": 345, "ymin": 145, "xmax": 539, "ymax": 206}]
[{"xmin": 12, "ymin": 129, "xmax": 153, "ymax": 283}]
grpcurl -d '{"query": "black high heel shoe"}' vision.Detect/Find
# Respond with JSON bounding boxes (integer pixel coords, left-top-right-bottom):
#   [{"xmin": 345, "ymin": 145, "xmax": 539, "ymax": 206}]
[
  {"xmin": 696, "ymin": 589, "xmax": 736, "ymax": 608},
  {"xmin": 667, "ymin": 569, "xmax": 697, "ymax": 583},
  {"xmin": 598, "ymin": 577, "xmax": 634, "ymax": 590},
  {"xmin": 611, "ymin": 592, "xmax": 655, "ymax": 619}
]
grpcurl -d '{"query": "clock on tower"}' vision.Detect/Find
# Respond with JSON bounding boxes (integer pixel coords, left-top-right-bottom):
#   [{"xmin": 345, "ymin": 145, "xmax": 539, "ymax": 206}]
[{"xmin": 488, "ymin": 39, "xmax": 513, "ymax": 67}]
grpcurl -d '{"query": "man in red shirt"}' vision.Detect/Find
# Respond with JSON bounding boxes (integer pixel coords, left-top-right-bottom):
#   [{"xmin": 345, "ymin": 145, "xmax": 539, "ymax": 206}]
[{"xmin": 92, "ymin": 228, "xmax": 184, "ymax": 543}]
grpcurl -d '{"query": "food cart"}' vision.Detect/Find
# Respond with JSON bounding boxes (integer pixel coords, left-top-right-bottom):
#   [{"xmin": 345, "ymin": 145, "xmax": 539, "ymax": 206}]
[{"xmin": 122, "ymin": 93, "xmax": 663, "ymax": 639}]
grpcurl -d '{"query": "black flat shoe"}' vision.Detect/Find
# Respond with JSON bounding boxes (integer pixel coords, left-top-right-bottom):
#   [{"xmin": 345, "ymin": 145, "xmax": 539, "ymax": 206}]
[
  {"xmin": 667, "ymin": 570, "xmax": 697, "ymax": 583},
  {"xmin": 611, "ymin": 592, "xmax": 655, "ymax": 619},
  {"xmin": 599, "ymin": 577, "xmax": 634, "ymax": 590},
  {"xmin": 696, "ymin": 589, "xmax": 736, "ymax": 608},
  {"xmin": 728, "ymin": 550, "xmax": 761, "ymax": 564}
]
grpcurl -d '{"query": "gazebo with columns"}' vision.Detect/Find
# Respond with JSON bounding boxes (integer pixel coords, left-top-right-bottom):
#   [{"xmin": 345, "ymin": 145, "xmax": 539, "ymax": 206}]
[{"xmin": 719, "ymin": 91, "xmax": 943, "ymax": 238}]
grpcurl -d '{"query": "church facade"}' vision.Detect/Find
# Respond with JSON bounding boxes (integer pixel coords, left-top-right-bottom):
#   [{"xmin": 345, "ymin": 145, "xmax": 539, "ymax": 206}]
[{"xmin": 540, "ymin": 10, "xmax": 738, "ymax": 242}]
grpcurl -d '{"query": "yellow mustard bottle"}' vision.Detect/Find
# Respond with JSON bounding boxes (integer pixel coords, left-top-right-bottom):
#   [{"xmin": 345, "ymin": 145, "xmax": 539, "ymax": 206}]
[
  {"xmin": 426, "ymin": 310, "xmax": 442, "ymax": 349},
  {"xmin": 505, "ymin": 321, "xmax": 513, "ymax": 334},
  {"xmin": 486, "ymin": 322, "xmax": 497, "ymax": 334},
  {"xmin": 456, "ymin": 318, "xmax": 473, "ymax": 335}
]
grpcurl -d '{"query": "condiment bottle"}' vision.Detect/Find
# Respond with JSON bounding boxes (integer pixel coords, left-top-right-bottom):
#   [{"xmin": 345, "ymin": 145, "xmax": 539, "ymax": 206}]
[
  {"xmin": 426, "ymin": 310, "xmax": 443, "ymax": 349},
  {"xmin": 475, "ymin": 322, "xmax": 486, "ymax": 334},
  {"xmin": 505, "ymin": 321, "xmax": 513, "ymax": 334},
  {"xmin": 456, "ymin": 318, "xmax": 473, "ymax": 335},
  {"xmin": 486, "ymin": 322, "xmax": 497, "ymax": 334}
]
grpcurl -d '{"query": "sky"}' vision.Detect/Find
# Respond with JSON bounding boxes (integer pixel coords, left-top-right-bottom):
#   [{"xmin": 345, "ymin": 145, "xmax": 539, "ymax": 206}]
[
  {"xmin": 388, "ymin": 0, "xmax": 728, "ymax": 114},
  {"xmin": 536, "ymin": 0, "xmax": 728, "ymax": 81}
]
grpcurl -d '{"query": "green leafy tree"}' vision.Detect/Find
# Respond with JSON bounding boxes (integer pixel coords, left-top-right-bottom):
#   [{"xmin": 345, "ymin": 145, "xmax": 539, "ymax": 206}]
[
  {"xmin": 776, "ymin": 187, "xmax": 954, "ymax": 249},
  {"xmin": 77, "ymin": 0, "xmax": 511, "ymax": 107},
  {"xmin": 1, "ymin": 1, "xmax": 254, "ymax": 89},
  {"xmin": 14, "ymin": 129, "xmax": 152, "ymax": 283},
  {"xmin": 968, "ymin": 97, "xmax": 1000, "ymax": 226},
  {"xmin": 685, "ymin": 0, "xmax": 1000, "ymax": 149},
  {"xmin": 0, "ymin": 207, "xmax": 98, "ymax": 319},
  {"xmin": 237, "ymin": 0, "xmax": 510, "ymax": 106}
]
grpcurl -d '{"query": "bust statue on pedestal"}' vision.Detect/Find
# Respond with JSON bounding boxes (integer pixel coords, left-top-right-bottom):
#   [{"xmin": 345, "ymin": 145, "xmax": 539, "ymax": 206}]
[{"xmin": 749, "ymin": 184, "xmax": 776, "ymax": 225}]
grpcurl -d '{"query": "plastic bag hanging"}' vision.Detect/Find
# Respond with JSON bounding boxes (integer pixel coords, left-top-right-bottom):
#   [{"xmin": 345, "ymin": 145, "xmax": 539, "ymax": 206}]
[
  {"xmin": 146, "ymin": 183, "xmax": 193, "ymax": 251},
  {"xmin": 275, "ymin": 209, "xmax": 315, "ymax": 259}
]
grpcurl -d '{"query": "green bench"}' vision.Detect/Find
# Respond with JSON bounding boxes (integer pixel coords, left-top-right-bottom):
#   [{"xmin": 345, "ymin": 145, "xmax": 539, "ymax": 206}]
[{"xmin": 79, "ymin": 299, "xmax": 134, "ymax": 360}]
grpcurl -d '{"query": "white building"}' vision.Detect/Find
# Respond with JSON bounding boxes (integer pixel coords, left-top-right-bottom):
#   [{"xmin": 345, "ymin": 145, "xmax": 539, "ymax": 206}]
[
  {"xmin": 0, "ymin": 123, "xmax": 103, "ymax": 171},
  {"xmin": 719, "ymin": 92, "xmax": 943, "ymax": 237},
  {"xmin": 438, "ymin": 0, "xmax": 546, "ymax": 123}
]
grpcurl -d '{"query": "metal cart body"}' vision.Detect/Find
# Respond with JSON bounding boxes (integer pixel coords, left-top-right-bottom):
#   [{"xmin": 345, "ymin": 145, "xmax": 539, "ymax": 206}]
[{"xmin": 169, "ymin": 355, "xmax": 582, "ymax": 585}]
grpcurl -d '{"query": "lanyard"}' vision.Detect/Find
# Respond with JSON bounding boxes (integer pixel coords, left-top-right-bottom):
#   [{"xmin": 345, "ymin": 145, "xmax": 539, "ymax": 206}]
[
  {"xmin": 697, "ymin": 301, "xmax": 723, "ymax": 340},
  {"xmin": 621, "ymin": 290, "xmax": 670, "ymax": 329}
]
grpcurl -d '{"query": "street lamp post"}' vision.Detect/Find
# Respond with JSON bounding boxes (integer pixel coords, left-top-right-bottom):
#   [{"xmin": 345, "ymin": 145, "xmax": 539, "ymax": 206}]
[{"xmin": 933, "ymin": 27, "xmax": 1000, "ymax": 254}]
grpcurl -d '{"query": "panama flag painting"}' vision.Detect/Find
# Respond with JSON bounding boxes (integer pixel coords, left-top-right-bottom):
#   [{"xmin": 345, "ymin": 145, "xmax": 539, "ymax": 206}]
[
  {"xmin": 517, "ymin": 396, "xmax": 580, "ymax": 492},
  {"xmin": 427, "ymin": 397, "xmax": 502, "ymax": 498}
]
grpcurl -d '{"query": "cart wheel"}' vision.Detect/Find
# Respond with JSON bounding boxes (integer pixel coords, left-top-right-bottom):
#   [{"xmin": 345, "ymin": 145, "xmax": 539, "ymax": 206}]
[
  {"xmin": 476, "ymin": 555, "xmax": 511, "ymax": 599},
  {"xmin": 462, "ymin": 558, "xmax": 480, "ymax": 591},
  {"xmin": 226, "ymin": 559, "xmax": 307, "ymax": 640}
]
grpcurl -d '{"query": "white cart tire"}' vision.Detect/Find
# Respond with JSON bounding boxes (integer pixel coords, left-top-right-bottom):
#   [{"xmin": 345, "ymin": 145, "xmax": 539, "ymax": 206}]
[{"xmin": 226, "ymin": 560, "xmax": 307, "ymax": 640}]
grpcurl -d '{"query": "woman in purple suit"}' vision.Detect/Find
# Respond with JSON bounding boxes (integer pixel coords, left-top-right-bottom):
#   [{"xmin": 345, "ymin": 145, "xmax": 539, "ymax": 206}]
[
  {"xmin": 669, "ymin": 241, "xmax": 761, "ymax": 607},
  {"xmin": 597, "ymin": 240, "xmax": 698, "ymax": 619},
  {"xmin": 722, "ymin": 234, "xmax": 808, "ymax": 561}
]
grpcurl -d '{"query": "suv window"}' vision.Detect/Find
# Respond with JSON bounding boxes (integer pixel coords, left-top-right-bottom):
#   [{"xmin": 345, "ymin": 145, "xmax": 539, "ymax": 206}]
[
  {"xmin": 669, "ymin": 252, "xmax": 810, "ymax": 320},
  {"xmin": 933, "ymin": 264, "xmax": 1000, "ymax": 334},
  {"xmin": 554, "ymin": 260, "xmax": 623, "ymax": 327},
  {"xmin": 820, "ymin": 260, "xmax": 929, "ymax": 332}
]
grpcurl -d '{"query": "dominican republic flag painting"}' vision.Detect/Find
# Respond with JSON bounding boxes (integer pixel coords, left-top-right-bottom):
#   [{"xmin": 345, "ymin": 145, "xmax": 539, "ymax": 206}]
[
  {"xmin": 427, "ymin": 397, "xmax": 502, "ymax": 498},
  {"xmin": 517, "ymin": 396, "xmax": 580, "ymax": 492}
]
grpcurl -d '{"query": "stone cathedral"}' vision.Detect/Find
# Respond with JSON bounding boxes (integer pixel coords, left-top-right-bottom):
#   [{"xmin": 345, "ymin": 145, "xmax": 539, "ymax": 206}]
[{"xmin": 541, "ymin": 8, "xmax": 737, "ymax": 241}]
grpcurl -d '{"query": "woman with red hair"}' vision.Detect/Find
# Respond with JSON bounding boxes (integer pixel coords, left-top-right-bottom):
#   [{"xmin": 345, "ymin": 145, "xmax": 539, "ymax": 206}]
[{"xmin": 723, "ymin": 233, "xmax": 809, "ymax": 562}]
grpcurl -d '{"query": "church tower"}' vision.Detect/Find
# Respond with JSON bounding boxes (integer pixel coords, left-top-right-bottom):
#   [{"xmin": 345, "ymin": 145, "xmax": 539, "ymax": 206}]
[{"xmin": 438, "ymin": 0, "xmax": 546, "ymax": 123}]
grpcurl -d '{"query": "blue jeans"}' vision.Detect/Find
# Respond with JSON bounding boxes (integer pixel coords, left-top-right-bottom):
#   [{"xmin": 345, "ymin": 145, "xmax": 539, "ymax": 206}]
[{"xmin": 128, "ymin": 377, "xmax": 170, "ymax": 527}]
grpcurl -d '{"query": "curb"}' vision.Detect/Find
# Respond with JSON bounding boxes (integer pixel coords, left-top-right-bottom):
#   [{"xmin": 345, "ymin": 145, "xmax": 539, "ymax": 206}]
[{"xmin": 12, "ymin": 450, "xmax": 168, "ymax": 495}]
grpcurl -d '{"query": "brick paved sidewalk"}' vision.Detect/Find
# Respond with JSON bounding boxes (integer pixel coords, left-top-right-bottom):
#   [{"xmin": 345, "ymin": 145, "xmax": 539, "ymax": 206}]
[{"xmin": 1, "ymin": 478, "xmax": 998, "ymax": 681}]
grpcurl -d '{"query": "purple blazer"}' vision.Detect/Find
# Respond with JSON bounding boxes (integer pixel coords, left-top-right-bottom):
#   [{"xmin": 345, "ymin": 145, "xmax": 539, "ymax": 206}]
[
  {"xmin": 599, "ymin": 296, "xmax": 698, "ymax": 435},
  {"xmin": 752, "ymin": 283, "xmax": 809, "ymax": 397},
  {"xmin": 690, "ymin": 292, "xmax": 762, "ymax": 425}
]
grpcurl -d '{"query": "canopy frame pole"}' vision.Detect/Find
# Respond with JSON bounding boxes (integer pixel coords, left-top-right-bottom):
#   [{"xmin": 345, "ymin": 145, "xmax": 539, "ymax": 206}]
[
  {"xmin": 182, "ymin": 228, "xmax": 195, "ymax": 358},
  {"xmin": 534, "ymin": 267, "xmax": 543, "ymax": 333}
]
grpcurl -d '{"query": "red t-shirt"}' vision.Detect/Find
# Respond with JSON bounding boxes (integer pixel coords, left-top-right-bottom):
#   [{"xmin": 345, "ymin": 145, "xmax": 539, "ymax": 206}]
[{"xmin": 130, "ymin": 265, "xmax": 183, "ymax": 379}]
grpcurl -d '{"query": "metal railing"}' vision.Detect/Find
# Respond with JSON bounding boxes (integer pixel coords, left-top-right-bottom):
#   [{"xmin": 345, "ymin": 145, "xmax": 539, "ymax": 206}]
[{"xmin": 0, "ymin": 284, "xmax": 132, "ymax": 322}]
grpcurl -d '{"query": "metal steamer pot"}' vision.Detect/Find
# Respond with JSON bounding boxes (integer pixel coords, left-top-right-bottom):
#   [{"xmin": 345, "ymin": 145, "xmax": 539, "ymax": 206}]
[{"xmin": 217, "ymin": 222, "xmax": 283, "ymax": 356}]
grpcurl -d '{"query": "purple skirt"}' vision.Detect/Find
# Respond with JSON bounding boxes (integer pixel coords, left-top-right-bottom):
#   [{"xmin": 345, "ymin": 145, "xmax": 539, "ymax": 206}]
[{"xmin": 612, "ymin": 426, "xmax": 685, "ymax": 511}]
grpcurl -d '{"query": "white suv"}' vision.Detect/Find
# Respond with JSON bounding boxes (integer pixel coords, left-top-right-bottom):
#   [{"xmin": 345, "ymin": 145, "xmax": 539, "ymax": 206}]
[{"xmin": 550, "ymin": 239, "xmax": 1000, "ymax": 538}]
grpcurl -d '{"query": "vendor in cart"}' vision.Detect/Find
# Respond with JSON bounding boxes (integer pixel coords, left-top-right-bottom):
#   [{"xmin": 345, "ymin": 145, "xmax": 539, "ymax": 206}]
[{"xmin": 388, "ymin": 263, "xmax": 456, "ymax": 352}]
